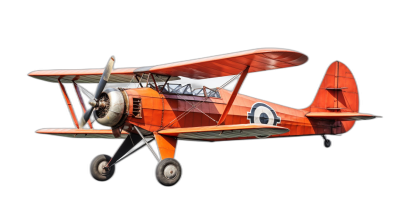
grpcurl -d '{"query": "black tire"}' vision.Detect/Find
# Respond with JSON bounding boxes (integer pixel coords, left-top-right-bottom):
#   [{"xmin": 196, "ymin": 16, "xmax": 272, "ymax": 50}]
[
  {"xmin": 90, "ymin": 154, "xmax": 115, "ymax": 181},
  {"xmin": 156, "ymin": 158, "xmax": 182, "ymax": 186},
  {"xmin": 324, "ymin": 139, "xmax": 332, "ymax": 148}
]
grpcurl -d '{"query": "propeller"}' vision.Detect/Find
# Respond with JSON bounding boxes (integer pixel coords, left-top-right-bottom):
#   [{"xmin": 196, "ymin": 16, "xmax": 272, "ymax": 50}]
[
  {"xmin": 79, "ymin": 56, "xmax": 115, "ymax": 129},
  {"xmin": 76, "ymin": 84, "xmax": 97, "ymax": 124}
]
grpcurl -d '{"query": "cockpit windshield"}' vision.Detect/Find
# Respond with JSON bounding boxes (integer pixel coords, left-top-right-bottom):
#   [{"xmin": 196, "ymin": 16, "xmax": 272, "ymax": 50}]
[{"xmin": 155, "ymin": 83, "xmax": 220, "ymax": 98}]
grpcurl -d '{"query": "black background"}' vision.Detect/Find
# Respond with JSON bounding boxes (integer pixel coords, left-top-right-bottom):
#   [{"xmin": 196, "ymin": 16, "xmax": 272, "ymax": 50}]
[{"xmin": 14, "ymin": 18, "xmax": 389, "ymax": 208}]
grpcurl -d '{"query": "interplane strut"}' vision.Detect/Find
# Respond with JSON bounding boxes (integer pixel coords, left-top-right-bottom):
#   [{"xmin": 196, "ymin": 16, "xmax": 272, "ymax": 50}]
[{"xmin": 217, "ymin": 66, "xmax": 250, "ymax": 125}]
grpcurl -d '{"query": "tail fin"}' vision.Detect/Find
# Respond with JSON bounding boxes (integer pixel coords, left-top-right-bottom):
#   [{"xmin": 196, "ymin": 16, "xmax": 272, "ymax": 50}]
[
  {"xmin": 306, "ymin": 61, "xmax": 360, "ymax": 133},
  {"xmin": 308, "ymin": 61, "xmax": 359, "ymax": 113}
]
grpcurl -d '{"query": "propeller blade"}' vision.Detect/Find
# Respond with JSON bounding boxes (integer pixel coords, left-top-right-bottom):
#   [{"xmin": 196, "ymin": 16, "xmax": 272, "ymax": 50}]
[
  {"xmin": 78, "ymin": 84, "xmax": 95, "ymax": 100},
  {"xmin": 79, "ymin": 106, "xmax": 94, "ymax": 129},
  {"xmin": 78, "ymin": 56, "xmax": 115, "ymax": 129},
  {"xmin": 94, "ymin": 56, "xmax": 115, "ymax": 100}
]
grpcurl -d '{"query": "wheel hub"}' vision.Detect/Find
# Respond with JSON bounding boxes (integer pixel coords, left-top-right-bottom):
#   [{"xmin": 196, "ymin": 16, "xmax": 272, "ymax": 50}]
[
  {"xmin": 98, "ymin": 161, "xmax": 109, "ymax": 176},
  {"xmin": 164, "ymin": 164, "xmax": 178, "ymax": 180}
]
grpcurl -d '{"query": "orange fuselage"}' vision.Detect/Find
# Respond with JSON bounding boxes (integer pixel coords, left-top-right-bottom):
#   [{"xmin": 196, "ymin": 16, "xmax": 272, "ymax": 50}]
[{"xmin": 121, "ymin": 87, "xmax": 354, "ymax": 141}]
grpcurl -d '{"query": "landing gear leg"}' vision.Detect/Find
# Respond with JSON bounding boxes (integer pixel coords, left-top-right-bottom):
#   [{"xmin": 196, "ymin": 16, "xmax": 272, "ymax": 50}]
[
  {"xmin": 322, "ymin": 135, "xmax": 331, "ymax": 148},
  {"xmin": 90, "ymin": 133, "xmax": 149, "ymax": 181}
]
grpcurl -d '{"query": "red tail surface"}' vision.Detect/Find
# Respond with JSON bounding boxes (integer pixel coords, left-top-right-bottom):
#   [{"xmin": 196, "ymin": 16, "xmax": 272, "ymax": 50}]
[{"xmin": 305, "ymin": 61, "xmax": 359, "ymax": 133}]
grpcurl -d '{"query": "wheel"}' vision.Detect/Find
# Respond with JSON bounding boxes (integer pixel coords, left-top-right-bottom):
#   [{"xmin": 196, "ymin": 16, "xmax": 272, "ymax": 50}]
[
  {"xmin": 156, "ymin": 158, "xmax": 182, "ymax": 186},
  {"xmin": 90, "ymin": 154, "xmax": 115, "ymax": 181},
  {"xmin": 324, "ymin": 139, "xmax": 331, "ymax": 148}
]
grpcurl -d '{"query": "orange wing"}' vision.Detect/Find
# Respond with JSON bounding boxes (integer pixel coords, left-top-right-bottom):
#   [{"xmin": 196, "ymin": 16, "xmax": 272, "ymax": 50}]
[
  {"xmin": 29, "ymin": 48, "xmax": 308, "ymax": 82},
  {"xmin": 29, "ymin": 68, "xmax": 137, "ymax": 83},
  {"xmin": 134, "ymin": 48, "xmax": 308, "ymax": 79},
  {"xmin": 36, "ymin": 129, "xmax": 129, "ymax": 139},
  {"xmin": 158, "ymin": 124, "xmax": 289, "ymax": 140}
]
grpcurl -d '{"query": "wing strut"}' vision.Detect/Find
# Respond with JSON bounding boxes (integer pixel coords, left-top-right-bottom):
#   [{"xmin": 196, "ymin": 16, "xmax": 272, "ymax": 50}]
[
  {"xmin": 72, "ymin": 81, "xmax": 93, "ymax": 129},
  {"xmin": 217, "ymin": 66, "xmax": 249, "ymax": 125},
  {"xmin": 58, "ymin": 79, "xmax": 79, "ymax": 129}
]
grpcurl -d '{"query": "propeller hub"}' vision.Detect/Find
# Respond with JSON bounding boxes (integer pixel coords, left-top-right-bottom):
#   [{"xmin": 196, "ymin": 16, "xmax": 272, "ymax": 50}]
[
  {"xmin": 99, "ymin": 101, "xmax": 107, "ymax": 108},
  {"xmin": 89, "ymin": 100, "xmax": 97, "ymax": 107}
]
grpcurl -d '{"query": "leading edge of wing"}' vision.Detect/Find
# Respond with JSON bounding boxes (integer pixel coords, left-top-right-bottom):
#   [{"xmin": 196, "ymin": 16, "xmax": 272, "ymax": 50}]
[
  {"xmin": 36, "ymin": 128, "xmax": 129, "ymax": 139},
  {"xmin": 158, "ymin": 124, "xmax": 289, "ymax": 140},
  {"xmin": 134, "ymin": 48, "xmax": 308, "ymax": 79}
]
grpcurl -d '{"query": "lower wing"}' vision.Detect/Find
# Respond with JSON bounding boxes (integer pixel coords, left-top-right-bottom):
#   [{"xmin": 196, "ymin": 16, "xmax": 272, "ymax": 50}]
[
  {"xmin": 36, "ymin": 129, "xmax": 129, "ymax": 139},
  {"xmin": 158, "ymin": 124, "xmax": 289, "ymax": 140}
]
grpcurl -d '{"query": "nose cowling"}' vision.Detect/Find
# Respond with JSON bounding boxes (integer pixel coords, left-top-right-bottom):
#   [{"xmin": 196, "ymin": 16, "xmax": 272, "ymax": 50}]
[{"xmin": 94, "ymin": 88, "xmax": 125, "ymax": 127}]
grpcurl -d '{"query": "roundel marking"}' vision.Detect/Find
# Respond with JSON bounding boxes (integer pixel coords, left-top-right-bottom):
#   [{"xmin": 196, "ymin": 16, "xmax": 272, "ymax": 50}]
[{"xmin": 247, "ymin": 102, "xmax": 281, "ymax": 126}]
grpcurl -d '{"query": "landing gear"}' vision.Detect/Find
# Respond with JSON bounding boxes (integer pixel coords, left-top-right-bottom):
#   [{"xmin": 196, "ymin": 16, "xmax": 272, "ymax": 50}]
[
  {"xmin": 90, "ymin": 154, "xmax": 115, "ymax": 181},
  {"xmin": 322, "ymin": 135, "xmax": 331, "ymax": 148},
  {"xmin": 88, "ymin": 127, "xmax": 180, "ymax": 186},
  {"xmin": 156, "ymin": 158, "xmax": 182, "ymax": 186}
]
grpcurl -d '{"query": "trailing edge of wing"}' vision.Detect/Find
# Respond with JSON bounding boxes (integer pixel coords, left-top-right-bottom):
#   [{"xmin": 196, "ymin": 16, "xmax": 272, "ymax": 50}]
[
  {"xmin": 134, "ymin": 48, "xmax": 308, "ymax": 79},
  {"xmin": 306, "ymin": 112, "xmax": 381, "ymax": 121},
  {"xmin": 36, "ymin": 129, "xmax": 129, "ymax": 139},
  {"xmin": 158, "ymin": 124, "xmax": 289, "ymax": 140}
]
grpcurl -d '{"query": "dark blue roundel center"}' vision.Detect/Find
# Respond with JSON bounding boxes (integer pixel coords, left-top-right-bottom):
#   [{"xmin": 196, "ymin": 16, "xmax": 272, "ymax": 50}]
[{"xmin": 259, "ymin": 112, "xmax": 269, "ymax": 124}]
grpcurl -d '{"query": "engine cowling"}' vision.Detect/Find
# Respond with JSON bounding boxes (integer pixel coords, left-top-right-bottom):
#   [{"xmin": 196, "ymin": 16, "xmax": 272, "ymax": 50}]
[{"xmin": 94, "ymin": 88, "xmax": 126, "ymax": 127}]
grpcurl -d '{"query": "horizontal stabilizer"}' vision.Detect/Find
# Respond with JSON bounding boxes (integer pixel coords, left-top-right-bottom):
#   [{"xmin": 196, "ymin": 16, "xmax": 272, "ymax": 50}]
[
  {"xmin": 306, "ymin": 112, "xmax": 381, "ymax": 121},
  {"xmin": 158, "ymin": 124, "xmax": 289, "ymax": 140},
  {"xmin": 36, "ymin": 129, "xmax": 129, "ymax": 139}
]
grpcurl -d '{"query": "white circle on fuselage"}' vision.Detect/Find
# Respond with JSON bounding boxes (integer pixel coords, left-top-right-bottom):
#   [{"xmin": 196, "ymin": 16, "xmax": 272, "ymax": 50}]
[{"xmin": 254, "ymin": 106, "xmax": 275, "ymax": 125}]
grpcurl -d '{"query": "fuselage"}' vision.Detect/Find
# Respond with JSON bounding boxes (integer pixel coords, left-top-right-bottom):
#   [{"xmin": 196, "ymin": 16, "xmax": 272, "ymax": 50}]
[{"xmin": 117, "ymin": 87, "xmax": 352, "ymax": 141}]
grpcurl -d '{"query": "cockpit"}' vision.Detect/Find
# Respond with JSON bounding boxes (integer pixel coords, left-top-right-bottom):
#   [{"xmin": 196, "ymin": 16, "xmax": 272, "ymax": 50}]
[
  {"xmin": 134, "ymin": 73, "xmax": 221, "ymax": 98},
  {"xmin": 154, "ymin": 83, "xmax": 220, "ymax": 98}
]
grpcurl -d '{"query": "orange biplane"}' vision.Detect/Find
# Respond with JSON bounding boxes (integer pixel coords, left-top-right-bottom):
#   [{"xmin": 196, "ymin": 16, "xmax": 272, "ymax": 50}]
[{"xmin": 29, "ymin": 48, "xmax": 380, "ymax": 186}]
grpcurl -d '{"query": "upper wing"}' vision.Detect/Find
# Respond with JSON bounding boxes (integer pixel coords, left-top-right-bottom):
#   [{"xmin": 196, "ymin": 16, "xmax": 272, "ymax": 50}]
[
  {"xmin": 134, "ymin": 48, "xmax": 308, "ymax": 79},
  {"xmin": 29, "ymin": 68, "xmax": 180, "ymax": 83},
  {"xmin": 306, "ymin": 112, "xmax": 381, "ymax": 121},
  {"xmin": 29, "ymin": 48, "xmax": 308, "ymax": 83},
  {"xmin": 158, "ymin": 124, "xmax": 289, "ymax": 140},
  {"xmin": 36, "ymin": 129, "xmax": 129, "ymax": 139}
]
